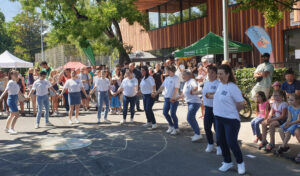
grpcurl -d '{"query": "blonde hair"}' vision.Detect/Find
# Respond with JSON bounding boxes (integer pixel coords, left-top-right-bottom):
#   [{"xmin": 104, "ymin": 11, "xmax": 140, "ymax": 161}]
[{"xmin": 49, "ymin": 70, "xmax": 57, "ymax": 78}]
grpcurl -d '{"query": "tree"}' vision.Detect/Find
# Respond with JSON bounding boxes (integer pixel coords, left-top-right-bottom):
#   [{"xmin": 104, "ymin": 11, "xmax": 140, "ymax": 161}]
[
  {"xmin": 6, "ymin": 11, "xmax": 46, "ymax": 62},
  {"xmin": 236, "ymin": 0, "xmax": 300, "ymax": 26},
  {"xmin": 14, "ymin": 0, "xmax": 148, "ymax": 64},
  {"xmin": 0, "ymin": 11, "xmax": 13, "ymax": 54}
]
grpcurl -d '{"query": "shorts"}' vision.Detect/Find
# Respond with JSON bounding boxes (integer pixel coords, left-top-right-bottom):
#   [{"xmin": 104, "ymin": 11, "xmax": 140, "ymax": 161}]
[
  {"xmin": 7, "ymin": 95, "xmax": 18, "ymax": 112},
  {"xmin": 81, "ymin": 89, "xmax": 89, "ymax": 99},
  {"xmin": 281, "ymin": 123, "xmax": 298, "ymax": 135},
  {"xmin": 68, "ymin": 92, "xmax": 81, "ymax": 105}
]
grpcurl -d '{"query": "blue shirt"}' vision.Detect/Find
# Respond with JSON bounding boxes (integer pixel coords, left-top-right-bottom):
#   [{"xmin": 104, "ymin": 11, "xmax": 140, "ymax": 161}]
[{"xmin": 281, "ymin": 80, "xmax": 300, "ymax": 94}]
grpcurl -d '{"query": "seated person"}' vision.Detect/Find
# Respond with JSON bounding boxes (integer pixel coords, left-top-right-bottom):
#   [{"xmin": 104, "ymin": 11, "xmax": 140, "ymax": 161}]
[{"xmin": 281, "ymin": 68, "xmax": 300, "ymax": 97}]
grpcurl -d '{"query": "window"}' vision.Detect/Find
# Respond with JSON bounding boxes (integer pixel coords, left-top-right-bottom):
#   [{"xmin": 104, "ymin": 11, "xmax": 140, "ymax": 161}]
[
  {"xmin": 166, "ymin": 0, "xmax": 181, "ymax": 25},
  {"xmin": 148, "ymin": 7, "xmax": 159, "ymax": 30},
  {"xmin": 160, "ymin": 4, "xmax": 168, "ymax": 27},
  {"xmin": 182, "ymin": 0, "xmax": 190, "ymax": 21},
  {"xmin": 190, "ymin": 0, "xmax": 207, "ymax": 20}
]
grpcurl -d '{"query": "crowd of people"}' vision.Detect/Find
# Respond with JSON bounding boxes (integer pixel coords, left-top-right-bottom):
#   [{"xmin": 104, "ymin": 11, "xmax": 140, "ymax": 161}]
[{"xmin": 0, "ymin": 53, "xmax": 300, "ymax": 174}]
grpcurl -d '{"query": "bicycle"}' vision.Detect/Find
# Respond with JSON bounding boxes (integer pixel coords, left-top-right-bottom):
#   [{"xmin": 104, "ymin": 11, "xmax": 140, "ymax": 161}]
[{"xmin": 239, "ymin": 93, "xmax": 252, "ymax": 119}]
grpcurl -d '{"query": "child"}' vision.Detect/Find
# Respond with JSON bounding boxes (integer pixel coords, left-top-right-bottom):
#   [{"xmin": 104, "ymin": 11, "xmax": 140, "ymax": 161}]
[
  {"xmin": 269, "ymin": 81, "xmax": 281, "ymax": 106},
  {"xmin": 276, "ymin": 94, "xmax": 300, "ymax": 154},
  {"xmin": 251, "ymin": 91, "xmax": 270, "ymax": 143},
  {"xmin": 260, "ymin": 90, "xmax": 288, "ymax": 152},
  {"xmin": 110, "ymin": 77, "xmax": 121, "ymax": 115}
]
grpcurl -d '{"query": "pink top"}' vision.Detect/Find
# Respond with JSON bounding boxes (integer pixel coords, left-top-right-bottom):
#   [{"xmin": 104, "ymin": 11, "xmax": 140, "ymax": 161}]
[{"xmin": 258, "ymin": 101, "xmax": 269, "ymax": 119}]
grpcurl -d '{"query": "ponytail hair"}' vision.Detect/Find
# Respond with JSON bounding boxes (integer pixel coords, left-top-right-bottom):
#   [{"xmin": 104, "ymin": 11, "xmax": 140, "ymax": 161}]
[{"xmin": 218, "ymin": 64, "xmax": 236, "ymax": 83}]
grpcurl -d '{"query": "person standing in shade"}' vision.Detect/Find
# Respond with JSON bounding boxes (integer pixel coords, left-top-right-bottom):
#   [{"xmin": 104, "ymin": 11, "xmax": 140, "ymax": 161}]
[
  {"xmin": 40, "ymin": 61, "xmax": 52, "ymax": 79},
  {"xmin": 0, "ymin": 71, "xmax": 20, "ymax": 134},
  {"xmin": 152, "ymin": 65, "xmax": 180, "ymax": 135},
  {"xmin": 114, "ymin": 69, "xmax": 138, "ymax": 124},
  {"xmin": 90, "ymin": 70, "xmax": 110, "ymax": 124},
  {"xmin": 192, "ymin": 65, "xmax": 222, "ymax": 155},
  {"xmin": 79, "ymin": 67, "xmax": 90, "ymax": 111},
  {"xmin": 60, "ymin": 70, "xmax": 89, "ymax": 125},
  {"xmin": 28, "ymin": 71, "xmax": 57, "ymax": 129},
  {"xmin": 129, "ymin": 63, "xmax": 143, "ymax": 112},
  {"xmin": 213, "ymin": 64, "xmax": 246, "ymax": 175},
  {"xmin": 59, "ymin": 69, "xmax": 71, "ymax": 111},
  {"xmin": 140, "ymin": 66, "xmax": 157, "ymax": 129},
  {"xmin": 177, "ymin": 70, "xmax": 202, "ymax": 141},
  {"xmin": 153, "ymin": 63, "xmax": 163, "ymax": 101}
]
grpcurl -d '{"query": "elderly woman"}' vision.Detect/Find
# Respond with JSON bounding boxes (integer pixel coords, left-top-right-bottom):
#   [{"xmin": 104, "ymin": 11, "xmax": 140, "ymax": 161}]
[
  {"xmin": 213, "ymin": 64, "xmax": 246, "ymax": 174},
  {"xmin": 176, "ymin": 70, "xmax": 202, "ymax": 141},
  {"xmin": 60, "ymin": 70, "xmax": 88, "ymax": 124}
]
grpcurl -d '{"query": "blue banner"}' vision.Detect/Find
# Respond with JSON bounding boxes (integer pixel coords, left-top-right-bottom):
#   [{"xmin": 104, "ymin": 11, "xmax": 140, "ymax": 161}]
[{"xmin": 246, "ymin": 26, "xmax": 272, "ymax": 55}]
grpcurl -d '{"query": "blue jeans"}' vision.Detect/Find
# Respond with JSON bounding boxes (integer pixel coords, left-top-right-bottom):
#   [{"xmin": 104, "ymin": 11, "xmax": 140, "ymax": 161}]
[
  {"xmin": 123, "ymin": 96, "xmax": 136, "ymax": 120},
  {"xmin": 163, "ymin": 98, "xmax": 179, "ymax": 129},
  {"xmin": 187, "ymin": 103, "xmax": 201, "ymax": 135},
  {"xmin": 251, "ymin": 117, "xmax": 264, "ymax": 136},
  {"xmin": 143, "ymin": 94, "xmax": 156, "ymax": 124},
  {"xmin": 63, "ymin": 93, "xmax": 69, "ymax": 111},
  {"xmin": 215, "ymin": 116, "xmax": 243, "ymax": 164},
  {"xmin": 136, "ymin": 94, "xmax": 141, "ymax": 110},
  {"xmin": 97, "ymin": 91, "xmax": 109, "ymax": 120},
  {"xmin": 204, "ymin": 106, "xmax": 219, "ymax": 145},
  {"xmin": 36, "ymin": 95, "xmax": 49, "ymax": 124}
]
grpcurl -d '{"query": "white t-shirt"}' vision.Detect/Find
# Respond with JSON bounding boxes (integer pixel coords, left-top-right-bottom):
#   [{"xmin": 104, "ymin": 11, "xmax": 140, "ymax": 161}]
[
  {"xmin": 140, "ymin": 76, "xmax": 155, "ymax": 94},
  {"xmin": 63, "ymin": 79, "xmax": 84, "ymax": 93},
  {"xmin": 32, "ymin": 79, "xmax": 52, "ymax": 96},
  {"xmin": 175, "ymin": 69, "xmax": 184, "ymax": 82},
  {"xmin": 213, "ymin": 82, "xmax": 244, "ymax": 120},
  {"xmin": 183, "ymin": 79, "xmax": 201, "ymax": 103},
  {"xmin": 272, "ymin": 102, "xmax": 288, "ymax": 118},
  {"xmin": 202, "ymin": 80, "xmax": 220, "ymax": 107},
  {"xmin": 120, "ymin": 78, "xmax": 138, "ymax": 97},
  {"xmin": 95, "ymin": 78, "xmax": 110, "ymax": 92},
  {"xmin": 162, "ymin": 75, "xmax": 180, "ymax": 98},
  {"xmin": 5, "ymin": 80, "xmax": 19, "ymax": 95}
]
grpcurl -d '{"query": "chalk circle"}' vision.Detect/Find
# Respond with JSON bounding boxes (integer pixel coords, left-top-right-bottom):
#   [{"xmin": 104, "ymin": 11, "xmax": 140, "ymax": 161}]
[{"xmin": 39, "ymin": 137, "xmax": 92, "ymax": 151}]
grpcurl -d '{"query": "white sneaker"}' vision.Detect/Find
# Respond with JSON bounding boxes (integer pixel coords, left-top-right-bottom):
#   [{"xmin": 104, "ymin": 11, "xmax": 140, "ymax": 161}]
[
  {"xmin": 170, "ymin": 128, "xmax": 177, "ymax": 135},
  {"xmin": 120, "ymin": 119, "xmax": 126, "ymax": 124},
  {"xmin": 129, "ymin": 118, "xmax": 134, "ymax": 123},
  {"xmin": 97, "ymin": 119, "xmax": 101, "ymax": 124},
  {"xmin": 152, "ymin": 124, "xmax": 158, "ymax": 129},
  {"xmin": 142, "ymin": 123, "xmax": 151, "ymax": 127},
  {"xmin": 103, "ymin": 119, "xmax": 111, "ymax": 123},
  {"xmin": 69, "ymin": 120, "xmax": 73, "ymax": 125},
  {"xmin": 216, "ymin": 146, "xmax": 222, "ymax": 156},
  {"xmin": 166, "ymin": 126, "xmax": 174, "ymax": 133},
  {"xmin": 191, "ymin": 134, "xmax": 203, "ymax": 142},
  {"xmin": 45, "ymin": 122, "xmax": 53, "ymax": 126},
  {"xmin": 205, "ymin": 144, "xmax": 214, "ymax": 153},
  {"xmin": 237, "ymin": 162, "xmax": 246, "ymax": 175},
  {"xmin": 218, "ymin": 162, "xmax": 233, "ymax": 172},
  {"xmin": 0, "ymin": 112, "xmax": 3, "ymax": 116},
  {"xmin": 35, "ymin": 124, "xmax": 39, "ymax": 129},
  {"xmin": 74, "ymin": 119, "xmax": 80, "ymax": 124},
  {"xmin": 52, "ymin": 112, "xmax": 58, "ymax": 116},
  {"xmin": 8, "ymin": 129, "xmax": 17, "ymax": 135},
  {"xmin": 4, "ymin": 128, "xmax": 9, "ymax": 133}
]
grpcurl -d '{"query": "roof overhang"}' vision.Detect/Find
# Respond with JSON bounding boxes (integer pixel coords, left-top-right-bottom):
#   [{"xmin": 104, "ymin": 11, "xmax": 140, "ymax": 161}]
[{"xmin": 134, "ymin": 0, "xmax": 169, "ymax": 11}]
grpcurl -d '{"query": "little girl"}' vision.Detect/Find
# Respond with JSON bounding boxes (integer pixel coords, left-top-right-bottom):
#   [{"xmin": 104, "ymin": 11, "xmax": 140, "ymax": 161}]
[
  {"xmin": 276, "ymin": 94, "xmax": 300, "ymax": 154},
  {"xmin": 260, "ymin": 90, "xmax": 288, "ymax": 152},
  {"xmin": 110, "ymin": 77, "xmax": 121, "ymax": 114},
  {"xmin": 251, "ymin": 91, "xmax": 270, "ymax": 143}
]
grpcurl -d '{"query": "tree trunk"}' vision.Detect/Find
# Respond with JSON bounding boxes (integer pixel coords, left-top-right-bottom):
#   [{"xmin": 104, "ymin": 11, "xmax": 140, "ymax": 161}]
[{"xmin": 118, "ymin": 47, "xmax": 130, "ymax": 65}]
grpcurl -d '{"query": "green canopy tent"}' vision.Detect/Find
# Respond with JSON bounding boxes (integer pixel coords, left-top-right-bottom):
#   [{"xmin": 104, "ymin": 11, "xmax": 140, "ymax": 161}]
[{"xmin": 174, "ymin": 32, "xmax": 252, "ymax": 57}]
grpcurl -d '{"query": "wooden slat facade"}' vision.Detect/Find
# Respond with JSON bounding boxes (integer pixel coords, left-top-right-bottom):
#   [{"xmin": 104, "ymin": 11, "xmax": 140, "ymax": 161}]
[{"xmin": 120, "ymin": 0, "xmax": 300, "ymax": 66}]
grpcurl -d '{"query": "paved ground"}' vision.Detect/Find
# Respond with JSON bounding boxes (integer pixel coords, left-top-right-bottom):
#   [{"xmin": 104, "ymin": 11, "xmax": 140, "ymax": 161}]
[{"xmin": 0, "ymin": 100, "xmax": 299, "ymax": 176}]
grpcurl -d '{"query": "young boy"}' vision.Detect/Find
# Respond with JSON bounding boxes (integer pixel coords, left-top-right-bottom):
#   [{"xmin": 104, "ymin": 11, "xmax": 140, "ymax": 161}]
[{"xmin": 281, "ymin": 68, "xmax": 300, "ymax": 97}]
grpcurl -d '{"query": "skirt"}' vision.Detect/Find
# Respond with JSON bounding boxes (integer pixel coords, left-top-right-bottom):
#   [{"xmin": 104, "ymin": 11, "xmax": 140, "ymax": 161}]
[
  {"xmin": 110, "ymin": 96, "xmax": 121, "ymax": 108},
  {"xmin": 7, "ymin": 95, "xmax": 18, "ymax": 112},
  {"xmin": 68, "ymin": 92, "xmax": 81, "ymax": 105}
]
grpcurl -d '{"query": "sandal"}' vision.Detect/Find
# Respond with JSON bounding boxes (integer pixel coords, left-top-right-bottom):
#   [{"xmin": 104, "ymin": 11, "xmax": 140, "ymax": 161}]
[
  {"xmin": 265, "ymin": 143, "xmax": 275, "ymax": 152},
  {"xmin": 258, "ymin": 141, "xmax": 268, "ymax": 150},
  {"xmin": 295, "ymin": 152, "xmax": 300, "ymax": 163}
]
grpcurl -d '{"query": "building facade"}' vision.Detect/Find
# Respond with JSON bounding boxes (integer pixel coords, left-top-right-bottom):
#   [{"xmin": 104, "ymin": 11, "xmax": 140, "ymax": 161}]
[{"xmin": 120, "ymin": 0, "xmax": 300, "ymax": 70}]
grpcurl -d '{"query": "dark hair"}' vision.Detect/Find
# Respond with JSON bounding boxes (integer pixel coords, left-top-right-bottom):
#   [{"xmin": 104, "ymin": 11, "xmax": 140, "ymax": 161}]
[
  {"xmin": 218, "ymin": 64, "xmax": 236, "ymax": 83},
  {"xmin": 261, "ymin": 53, "xmax": 270, "ymax": 58},
  {"xmin": 285, "ymin": 68, "xmax": 294, "ymax": 75},
  {"xmin": 141, "ymin": 66, "xmax": 150, "ymax": 80},
  {"xmin": 273, "ymin": 90, "xmax": 286, "ymax": 101},
  {"xmin": 40, "ymin": 61, "xmax": 48, "ymax": 66},
  {"xmin": 40, "ymin": 71, "xmax": 47, "ymax": 76},
  {"xmin": 207, "ymin": 65, "xmax": 217, "ymax": 74},
  {"xmin": 166, "ymin": 65, "xmax": 176, "ymax": 73},
  {"xmin": 124, "ymin": 61, "xmax": 131, "ymax": 65},
  {"xmin": 256, "ymin": 91, "xmax": 267, "ymax": 102}
]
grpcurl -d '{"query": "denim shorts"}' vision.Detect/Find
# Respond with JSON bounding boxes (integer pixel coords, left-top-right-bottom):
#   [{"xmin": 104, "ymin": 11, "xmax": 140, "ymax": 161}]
[
  {"xmin": 68, "ymin": 92, "xmax": 81, "ymax": 105},
  {"xmin": 281, "ymin": 123, "xmax": 299, "ymax": 135},
  {"xmin": 7, "ymin": 94, "xmax": 18, "ymax": 112}
]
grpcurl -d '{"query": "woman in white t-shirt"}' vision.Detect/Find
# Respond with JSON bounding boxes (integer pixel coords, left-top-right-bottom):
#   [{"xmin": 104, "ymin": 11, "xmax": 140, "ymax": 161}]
[
  {"xmin": 90, "ymin": 70, "xmax": 111, "ymax": 124},
  {"xmin": 0, "ymin": 71, "xmax": 20, "ymax": 134},
  {"xmin": 140, "ymin": 66, "xmax": 157, "ymax": 129},
  {"xmin": 176, "ymin": 70, "xmax": 201, "ymax": 141},
  {"xmin": 28, "ymin": 71, "xmax": 58, "ymax": 129},
  {"xmin": 60, "ymin": 70, "xmax": 89, "ymax": 124},
  {"xmin": 152, "ymin": 65, "xmax": 180, "ymax": 135},
  {"xmin": 114, "ymin": 69, "xmax": 138, "ymax": 124},
  {"xmin": 213, "ymin": 64, "xmax": 246, "ymax": 174},
  {"xmin": 192, "ymin": 65, "xmax": 221, "ymax": 155}
]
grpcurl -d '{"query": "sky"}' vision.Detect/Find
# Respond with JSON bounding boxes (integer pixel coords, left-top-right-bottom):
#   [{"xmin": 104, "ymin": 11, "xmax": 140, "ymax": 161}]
[{"xmin": 0, "ymin": 0, "xmax": 22, "ymax": 22}]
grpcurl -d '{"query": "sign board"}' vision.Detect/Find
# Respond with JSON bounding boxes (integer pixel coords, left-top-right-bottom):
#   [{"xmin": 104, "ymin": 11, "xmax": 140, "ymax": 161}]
[{"xmin": 295, "ymin": 49, "xmax": 300, "ymax": 59}]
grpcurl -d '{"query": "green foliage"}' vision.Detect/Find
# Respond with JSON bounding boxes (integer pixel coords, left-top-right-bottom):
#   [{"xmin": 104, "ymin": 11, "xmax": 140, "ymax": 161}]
[
  {"xmin": 236, "ymin": 0, "xmax": 300, "ymax": 27},
  {"xmin": 0, "ymin": 11, "xmax": 13, "ymax": 53},
  {"xmin": 234, "ymin": 67, "xmax": 288, "ymax": 95}
]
